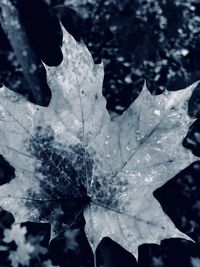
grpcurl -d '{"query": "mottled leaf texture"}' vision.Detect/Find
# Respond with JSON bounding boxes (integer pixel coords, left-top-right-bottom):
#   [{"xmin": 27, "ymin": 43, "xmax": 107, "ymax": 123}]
[{"xmin": 0, "ymin": 27, "xmax": 198, "ymax": 259}]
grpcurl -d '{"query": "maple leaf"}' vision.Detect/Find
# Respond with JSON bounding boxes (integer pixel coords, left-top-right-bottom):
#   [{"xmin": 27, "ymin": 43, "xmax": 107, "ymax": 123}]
[
  {"xmin": 64, "ymin": 228, "xmax": 80, "ymax": 253},
  {"xmin": 3, "ymin": 224, "xmax": 34, "ymax": 267},
  {"xmin": 191, "ymin": 257, "xmax": 200, "ymax": 267},
  {"xmin": 0, "ymin": 26, "xmax": 199, "ymax": 260},
  {"xmin": 3, "ymin": 224, "xmax": 27, "ymax": 245},
  {"xmin": 53, "ymin": 0, "xmax": 200, "ymax": 113},
  {"xmin": 1, "ymin": 221, "xmax": 51, "ymax": 266}
]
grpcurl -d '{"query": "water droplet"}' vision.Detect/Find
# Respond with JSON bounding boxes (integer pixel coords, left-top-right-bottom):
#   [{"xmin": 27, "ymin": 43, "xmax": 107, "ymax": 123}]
[
  {"xmin": 181, "ymin": 49, "xmax": 189, "ymax": 56},
  {"xmin": 154, "ymin": 110, "xmax": 160, "ymax": 116}
]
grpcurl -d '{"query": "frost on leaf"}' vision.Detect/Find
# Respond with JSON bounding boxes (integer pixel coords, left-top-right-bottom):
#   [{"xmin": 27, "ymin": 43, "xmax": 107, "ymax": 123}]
[{"xmin": 0, "ymin": 26, "xmax": 198, "ymax": 258}]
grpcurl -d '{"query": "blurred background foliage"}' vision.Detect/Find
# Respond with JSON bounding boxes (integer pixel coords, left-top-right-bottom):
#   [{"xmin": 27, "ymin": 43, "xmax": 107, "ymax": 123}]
[{"xmin": 1, "ymin": 0, "xmax": 200, "ymax": 114}]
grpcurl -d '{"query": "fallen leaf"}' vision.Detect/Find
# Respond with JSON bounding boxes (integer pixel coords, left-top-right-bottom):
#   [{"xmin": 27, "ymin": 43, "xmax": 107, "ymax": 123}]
[
  {"xmin": 0, "ymin": 26, "xmax": 198, "ymax": 259},
  {"xmin": 191, "ymin": 257, "xmax": 200, "ymax": 267},
  {"xmin": 3, "ymin": 224, "xmax": 34, "ymax": 267},
  {"xmin": 49, "ymin": 226, "xmax": 94, "ymax": 267}
]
